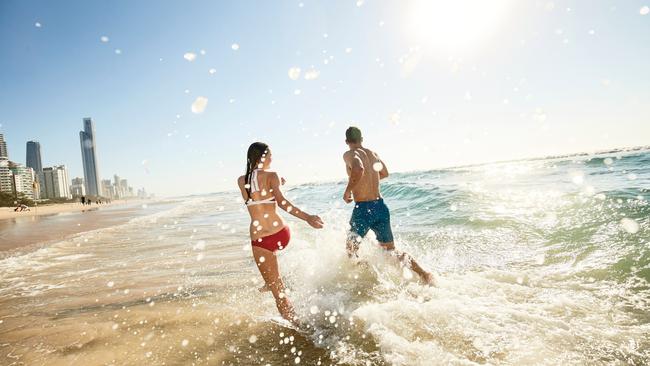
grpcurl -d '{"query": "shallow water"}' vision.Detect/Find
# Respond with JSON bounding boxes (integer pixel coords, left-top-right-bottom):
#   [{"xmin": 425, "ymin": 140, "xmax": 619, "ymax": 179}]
[{"xmin": 1, "ymin": 149, "xmax": 649, "ymax": 365}]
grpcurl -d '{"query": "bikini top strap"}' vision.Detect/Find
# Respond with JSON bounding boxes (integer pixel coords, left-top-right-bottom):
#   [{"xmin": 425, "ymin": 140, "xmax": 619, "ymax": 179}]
[{"xmin": 250, "ymin": 169, "xmax": 261, "ymax": 193}]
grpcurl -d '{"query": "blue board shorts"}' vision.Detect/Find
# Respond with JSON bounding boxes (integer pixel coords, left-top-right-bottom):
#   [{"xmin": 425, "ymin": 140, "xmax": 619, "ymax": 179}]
[{"xmin": 349, "ymin": 198, "xmax": 394, "ymax": 243}]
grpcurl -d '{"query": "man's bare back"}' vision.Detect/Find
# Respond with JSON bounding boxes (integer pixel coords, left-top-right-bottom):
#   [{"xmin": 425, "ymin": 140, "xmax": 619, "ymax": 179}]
[{"xmin": 343, "ymin": 147, "xmax": 388, "ymax": 202}]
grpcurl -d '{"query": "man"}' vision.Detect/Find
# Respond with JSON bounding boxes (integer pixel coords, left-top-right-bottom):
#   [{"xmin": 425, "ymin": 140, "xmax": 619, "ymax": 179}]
[{"xmin": 343, "ymin": 126, "xmax": 435, "ymax": 285}]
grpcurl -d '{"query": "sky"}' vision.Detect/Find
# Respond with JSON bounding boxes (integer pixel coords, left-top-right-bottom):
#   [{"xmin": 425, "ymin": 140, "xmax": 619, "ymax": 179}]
[{"xmin": 0, "ymin": 0, "xmax": 649, "ymax": 197}]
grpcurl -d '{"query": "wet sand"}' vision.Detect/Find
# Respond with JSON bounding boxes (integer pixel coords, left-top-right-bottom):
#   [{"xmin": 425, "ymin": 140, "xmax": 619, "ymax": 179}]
[
  {"xmin": 0, "ymin": 201, "xmax": 131, "ymax": 221},
  {"xmin": 0, "ymin": 201, "xmax": 173, "ymax": 255}
]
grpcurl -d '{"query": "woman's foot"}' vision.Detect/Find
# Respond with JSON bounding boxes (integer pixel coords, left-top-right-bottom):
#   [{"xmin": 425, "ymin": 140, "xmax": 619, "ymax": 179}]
[{"xmin": 258, "ymin": 283, "xmax": 272, "ymax": 292}]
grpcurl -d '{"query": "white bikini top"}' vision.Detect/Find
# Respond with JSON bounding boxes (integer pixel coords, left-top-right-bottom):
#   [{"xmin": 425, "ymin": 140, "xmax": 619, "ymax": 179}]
[{"xmin": 246, "ymin": 169, "xmax": 276, "ymax": 206}]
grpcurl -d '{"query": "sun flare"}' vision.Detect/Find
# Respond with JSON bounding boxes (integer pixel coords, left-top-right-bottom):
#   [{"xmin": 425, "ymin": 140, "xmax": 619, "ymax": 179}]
[{"xmin": 406, "ymin": 0, "xmax": 512, "ymax": 51}]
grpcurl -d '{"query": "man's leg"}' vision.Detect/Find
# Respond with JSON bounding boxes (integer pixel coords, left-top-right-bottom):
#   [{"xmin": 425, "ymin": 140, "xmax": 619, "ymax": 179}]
[
  {"xmin": 374, "ymin": 201, "xmax": 435, "ymax": 285},
  {"xmin": 379, "ymin": 242, "xmax": 435, "ymax": 285},
  {"xmin": 346, "ymin": 232, "xmax": 362, "ymax": 258}
]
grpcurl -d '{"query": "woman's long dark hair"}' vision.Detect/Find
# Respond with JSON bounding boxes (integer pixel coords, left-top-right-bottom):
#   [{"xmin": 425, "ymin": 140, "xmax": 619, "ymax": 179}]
[{"xmin": 244, "ymin": 142, "xmax": 269, "ymax": 198}]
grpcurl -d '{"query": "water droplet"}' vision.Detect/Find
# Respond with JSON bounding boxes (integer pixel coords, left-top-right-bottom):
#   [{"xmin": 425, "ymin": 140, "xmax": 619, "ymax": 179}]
[
  {"xmin": 310, "ymin": 305, "xmax": 319, "ymax": 314},
  {"xmin": 100, "ymin": 36, "xmax": 109, "ymax": 43},
  {"xmin": 249, "ymin": 335, "xmax": 258, "ymax": 343},
  {"xmin": 191, "ymin": 96, "xmax": 208, "ymax": 114},
  {"xmin": 259, "ymin": 256, "xmax": 265, "ymax": 263},
  {"xmin": 372, "ymin": 162, "xmax": 383, "ymax": 172},
  {"xmin": 304, "ymin": 69, "xmax": 320, "ymax": 80},
  {"xmin": 34, "ymin": 22, "xmax": 42, "ymax": 28},
  {"xmin": 209, "ymin": 68, "xmax": 216, "ymax": 74},
  {"xmin": 107, "ymin": 281, "xmax": 114, "ymax": 288},
  {"xmin": 181, "ymin": 339, "xmax": 189, "ymax": 347},
  {"xmin": 640, "ymin": 6, "xmax": 649, "ymax": 15},
  {"xmin": 231, "ymin": 43, "xmax": 240, "ymax": 50}
]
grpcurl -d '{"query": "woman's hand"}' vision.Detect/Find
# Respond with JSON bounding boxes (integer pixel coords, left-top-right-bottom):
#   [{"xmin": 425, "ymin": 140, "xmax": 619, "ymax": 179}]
[{"xmin": 306, "ymin": 214, "xmax": 324, "ymax": 229}]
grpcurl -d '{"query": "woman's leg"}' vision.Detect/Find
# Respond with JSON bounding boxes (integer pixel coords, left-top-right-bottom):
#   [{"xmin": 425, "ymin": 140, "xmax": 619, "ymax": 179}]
[{"xmin": 252, "ymin": 246, "xmax": 297, "ymax": 322}]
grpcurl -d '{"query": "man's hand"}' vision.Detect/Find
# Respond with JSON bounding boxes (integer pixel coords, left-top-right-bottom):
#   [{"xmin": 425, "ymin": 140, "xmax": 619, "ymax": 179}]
[{"xmin": 343, "ymin": 189, "xmax": 353, "ymax": 203}]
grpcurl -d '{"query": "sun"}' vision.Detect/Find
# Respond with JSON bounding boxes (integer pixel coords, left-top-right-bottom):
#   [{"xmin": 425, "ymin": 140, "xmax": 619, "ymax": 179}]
[{"xmin": 406, "ymin": 0, "xmax": 512, "ymax": 51}]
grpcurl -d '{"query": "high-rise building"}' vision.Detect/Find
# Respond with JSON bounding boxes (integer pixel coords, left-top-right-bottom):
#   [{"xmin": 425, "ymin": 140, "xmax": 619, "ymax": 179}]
[
  {"xmin": 0, "ymin": 134, "xmax": 12, "ymax": 194},
  {"xmin": 70, "ymin": 177, "xmax": 86, "ymax": 197},
  {"xmin": 9, "ymin": 162, "xmax": 36, "ymax": 200},
  {"xmin": 25, "ymin": 141, "xmax": 43, "ymax": 173},
  {"xmin": 0, "ymin": 134, "xmax": 8, "ymax": 159},
  {"xmin": 79, "ymin": 118, "xmax": 102, "ymax": 197},
  {"xmin": 39, "ymin": 165, "xmax": 71, "ymax": 199}
]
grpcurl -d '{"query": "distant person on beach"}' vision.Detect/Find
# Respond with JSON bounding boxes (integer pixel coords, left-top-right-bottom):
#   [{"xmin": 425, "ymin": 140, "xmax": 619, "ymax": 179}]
[
  {"xmin": 13, "ymin": 203, "xmax": 29, "ymax": 212},
  {"xmin": 237, "ymin": 142, "xmax": 324, "ymax": 323},
  {"xmin": 342, "ymin": 126, "xmax": 435, "ymax": 285},
  {"xmin": 81, "ymin": 196, "xmax": 85, "ymax": 205},
  {"xmin": 87, "ymin": 199, "xmax": 92, "ymax": 205}
]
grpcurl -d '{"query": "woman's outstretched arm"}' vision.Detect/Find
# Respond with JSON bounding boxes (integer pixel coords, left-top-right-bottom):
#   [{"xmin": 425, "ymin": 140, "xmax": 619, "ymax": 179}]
[{"xmin": 269, "ymin": 172, "xmax": 323, "ymax": 228}]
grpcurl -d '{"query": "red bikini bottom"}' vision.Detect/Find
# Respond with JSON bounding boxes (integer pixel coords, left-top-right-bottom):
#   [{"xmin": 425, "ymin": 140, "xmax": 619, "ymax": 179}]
[{"xmin": 251, "ymin": 226, "xmax": 291, "ymax": 252}]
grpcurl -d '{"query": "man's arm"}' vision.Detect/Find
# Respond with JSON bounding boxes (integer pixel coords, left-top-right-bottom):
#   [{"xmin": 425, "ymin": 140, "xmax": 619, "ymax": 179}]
[
  {"xmin": 377, "ymin": 156, "xmax": 389, "ymax": 180},
  {"xmin": 343, "ymin": 151, "xmax": 364, "ymax": 203}
]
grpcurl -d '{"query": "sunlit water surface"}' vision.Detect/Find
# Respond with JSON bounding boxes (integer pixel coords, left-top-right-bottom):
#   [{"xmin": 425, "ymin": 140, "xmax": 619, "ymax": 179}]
[{"xmin": 1, "ymin": 150, "xmax": 649, "ymax": 365}]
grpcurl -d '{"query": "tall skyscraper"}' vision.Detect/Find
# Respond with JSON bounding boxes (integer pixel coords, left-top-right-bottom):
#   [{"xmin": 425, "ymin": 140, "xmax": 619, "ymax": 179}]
[
  {"xmin": 39, "ymin": 165, "xmax": 71, "ymax": 199},
  {"xmin": 0, "ymin": 134, "xmax": 8, "ymax": 159},
  {"xmin": 26, "ymin": 140, "xmax": 43, "ymax": 173},
  {"xmin": 79, "ymin": 118, "xmax": 102, "ymax": 196}
]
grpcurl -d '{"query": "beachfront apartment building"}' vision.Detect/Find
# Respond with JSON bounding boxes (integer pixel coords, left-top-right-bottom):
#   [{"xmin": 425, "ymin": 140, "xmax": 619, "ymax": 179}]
[
  {"xmin": 39, "ymin": 165, "xmax": 72, "ymax": 200},
  {"xmin": 9, "ymin": 162, "xmax": 36, "ymax": 200},
  {"xmin": 79, "ymin": 118, "xmax": 102, "ymax": 197},
  {"xmin": 0, "ymin": 159, "xmax": 12, "ymax": 195},
  {"xmin": 70, "ymin": 177, "xmax": 85, "ymax": 197},
  {"xmin": 101, "ymin": 179, "xmax": 115, "ymax": 198}
]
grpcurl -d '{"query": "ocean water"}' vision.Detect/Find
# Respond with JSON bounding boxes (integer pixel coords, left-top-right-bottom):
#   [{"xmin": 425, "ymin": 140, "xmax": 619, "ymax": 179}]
[{"xmin": 1, "ymin": 149, "xmax": 648, "ymax": 365}]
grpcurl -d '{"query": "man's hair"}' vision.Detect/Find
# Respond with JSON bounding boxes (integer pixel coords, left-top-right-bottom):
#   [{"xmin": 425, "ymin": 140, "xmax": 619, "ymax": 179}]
[{"xmin": 345, "ymin": 126, "xmax": 362, "ymax": 143}]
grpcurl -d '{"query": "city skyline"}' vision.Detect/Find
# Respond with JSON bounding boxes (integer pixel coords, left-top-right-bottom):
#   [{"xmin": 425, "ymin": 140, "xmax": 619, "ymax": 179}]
[
  {"xmin": 0, "ymin": 129, "xmax": 145, "ymax": 202},
  {"xmin": 1, "ymin": 1, "xmax": 648, "ymax": 196}
]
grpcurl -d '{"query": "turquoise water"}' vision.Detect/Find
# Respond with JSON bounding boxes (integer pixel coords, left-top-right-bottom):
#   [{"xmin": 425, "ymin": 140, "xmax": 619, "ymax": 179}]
[{"xmin": 0, "ymin": 149, "xmax": 648, "ymax": 365}]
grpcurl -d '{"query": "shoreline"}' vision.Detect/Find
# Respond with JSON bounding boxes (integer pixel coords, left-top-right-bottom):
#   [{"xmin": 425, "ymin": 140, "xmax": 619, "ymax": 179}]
[
  {"xmin": 0, "ymin": 200, "xmax": 133, "ymax": 220},
  {"xmin": 0, "ymin": 199, "xmax": 171, "ymax": 255}
]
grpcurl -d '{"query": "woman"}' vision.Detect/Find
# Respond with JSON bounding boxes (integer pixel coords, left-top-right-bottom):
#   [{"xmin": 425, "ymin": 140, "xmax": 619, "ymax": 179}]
[{"xmin": 237, "ymin": 142, "xmax": 324, "ymax": 323}]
